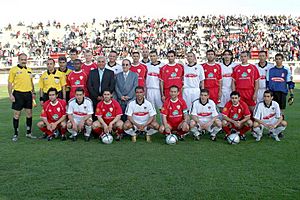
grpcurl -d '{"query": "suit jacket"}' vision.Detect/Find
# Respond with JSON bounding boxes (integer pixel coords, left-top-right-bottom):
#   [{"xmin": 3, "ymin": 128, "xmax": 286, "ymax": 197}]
[
  {"xmin": 115, "ymin": 71, "xmax": 138, "ymax": 104},
  {"xmin": 88, "ymin": 68, "xmax": 115, "ymax": 101}
]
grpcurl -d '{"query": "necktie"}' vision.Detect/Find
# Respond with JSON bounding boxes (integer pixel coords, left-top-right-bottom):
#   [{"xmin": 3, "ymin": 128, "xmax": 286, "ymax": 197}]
[{"xmin": 124, "ymin": 73, "xmax": 127, "ymax": 81}]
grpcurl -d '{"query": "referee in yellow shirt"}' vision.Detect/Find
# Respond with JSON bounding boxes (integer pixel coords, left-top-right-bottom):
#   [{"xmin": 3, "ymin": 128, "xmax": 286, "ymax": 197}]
[
  {"xmin": 58, "ymin": 56, "xmax": 72, "ymax": 101},
  {"xmin": 39, "ymin": 58, "xmax": 66, "ymax": 105},
  {"xmin": 8, "ymin": 53, "xmax": 36, "ymax": 141}
]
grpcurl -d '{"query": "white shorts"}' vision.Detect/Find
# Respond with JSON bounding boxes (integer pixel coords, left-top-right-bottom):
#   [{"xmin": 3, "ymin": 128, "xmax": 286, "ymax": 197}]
[
  {"xmin": 219, "ymin": 89, "xmax": 231, "ymax": 108},
  {"xmin": 70, "ymin": 116, "xmax": 92, "ymax": 125},
  {"xmin": 146, "ymin": 88, "xmax": 162, "ymax": 109},
  {"xmin": 125, "ymin": 125, "xmax": 156, "ymax": 136},
  {"xmin": 257, "ymin": 88, "xmax": 266, "ymax": 103},
  {"xmin": 183, "ymin": 88, "xmax": 200, "ymax": 111}
]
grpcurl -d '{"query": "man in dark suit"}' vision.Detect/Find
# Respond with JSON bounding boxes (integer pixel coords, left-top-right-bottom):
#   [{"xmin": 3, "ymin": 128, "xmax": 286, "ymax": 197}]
[
  {"xmin": 115, "ymin": 59, "xmax": 138, "ymax": 121},
  {"xmin": 88, "ymin": 56, "xmax": 115, "ymax": 113}
]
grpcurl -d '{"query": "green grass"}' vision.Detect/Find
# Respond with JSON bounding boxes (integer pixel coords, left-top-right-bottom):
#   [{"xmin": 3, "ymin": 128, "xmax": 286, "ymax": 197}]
[{"xmin": 0, "ymin": 85, "xmax": 300, "ymax": 199}]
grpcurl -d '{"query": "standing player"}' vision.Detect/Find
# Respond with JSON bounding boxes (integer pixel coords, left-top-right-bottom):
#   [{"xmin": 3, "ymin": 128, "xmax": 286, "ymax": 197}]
[
  {"xmin": 123, "ymin": 86, "xmax": 159, "ymax": 142},
  {"xmin": 219, "ymin": 50, "xmax": 236, "ymax": 110},
  {"xmin": 58, "ymin": 56, "xmax": 72, "ymax": 101},
  {"xmin": 253, "ymin": 90, "xmax": 287, "ymax": 142},
  {"xmin": 190, "ymin": 89, "xmax": 222, "ymax": 141},
  {"xmin": 67, "ymin": 48, "xmax": 78, "ymax": 70},
  {"xmin": 255, "ymin": 51, "xmax": 274, "ymax": 103},
  {"xmin": 81, "ymin": 50, "xmax": 97, "ymax": 77},
  {"xmin": 37, "ymin": 88, "xmax": 67, "ymax": 141},
  {"xmin": 232, "ymin": 51, "xmax": 260, "ymax": 112},
  {"xmin": 141, "ymin": 48, "xmax": 150, "ymax": 64},
  {"xmin": 67, "ymin": 88, "xmax": 93, "ymax": 141},
  {"xmin": 105, "ymin": 50, "xmax": 123, "ymax": 75},
  {"xmin": 92, "ymin": 90, "xmax": 124, "ymax": 141},
  {"xmin": 145, "ymin": 50, "xmax": 164, "ymax": 109},
  {"xmin": 159, "ymin": 50, "xmax": 184, "ymax": 102},
  {"xmin": 67, "ymin": 59, "xmax": 89, "ymax": 99},
  {"xmin": 8, "ymin": 53, "xmax": 36, "ymax": 141},
  {"xmin": 202, "ymin": 50, "xmax": 222, "ymax": 105},
  {"xmin": 130, "ymin": 51, "xmax": 147, "ymax": 88},
  {"xmin": 159, "ymin": 85, "xmax": 190, "ymax": 141},
  {"xmin": 183, "ymin": 52, "xmax": 205, "ymax": 111},
  {"xmin": 222, "ymin": 91, "xmax": 253, "ymax": 140}
]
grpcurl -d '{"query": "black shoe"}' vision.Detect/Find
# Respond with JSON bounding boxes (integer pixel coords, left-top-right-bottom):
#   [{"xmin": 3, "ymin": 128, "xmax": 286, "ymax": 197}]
[
  {"xmin": 210, "ymin": 135, "xmax": 217, "ymax": 141},
  {"xmin": 194, "ymin": 135, "xmax": 200, "ymax": 141},
  {"xmin": 39, "ymin": 134, "xmax": 47, "ymax": 139},
  {"xmin": 240, "ymin": 134, "xmax": 247, "ymax": 141},
  {"xmin": 61, "ymin": 135, "xmax": 67, "ymax": 141},
  {"xmin": 47, "ymin": 135, "xmax": 53, "ymax": 141},
  {"xmin": 178, "ymin": 135, "xmax": 185, "ymax": 141},
  {"xmin": 224, "ymin": 135, "xmax": 228, "ymax": 141},
  {"xmin": 115, "ymin": 134, "xmax": 123, "ymax": 141},
  {"xmin": 85, "ymin": 136, "xmax": 90, "ymax": 142},
  {"xmin": 72, "ymin": 136, "xmax": 77, "ymax": 142},
  {"xmin": 278, "ymin": 132, "xmax": 284, "ymax": 138}
]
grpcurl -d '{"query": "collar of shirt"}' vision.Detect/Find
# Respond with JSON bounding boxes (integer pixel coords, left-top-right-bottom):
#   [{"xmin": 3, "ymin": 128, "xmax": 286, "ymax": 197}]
[
  {"xmin": 123, "ymin": 71, "xmax": 129, "ymax": 76},
  {"xmin": 47, "ymin": 69, "xmax": 56, "ymax": 75},
  {"xmin": 17, "ymin": 64, "xmax": 27, "ymax": 69}
]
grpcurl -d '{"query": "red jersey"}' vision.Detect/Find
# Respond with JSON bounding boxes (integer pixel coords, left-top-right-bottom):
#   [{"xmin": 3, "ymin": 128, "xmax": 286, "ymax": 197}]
[
  {"xmin": 95, "ymin": 99, "xmax": 123, "ymax": 124},
  {"xmin": 222, "ymin": 100, "xmax": 251, "ymax": 121},
  {"xmin": 161, "ymin": 97, "xmax": 188, "ymax": 126},
  {"xmin": 159, "ymin": 63, "xmax": 184, "ymax": 90},
  {"xmin": 130, "ymin": 63, "xmax": 147, "ymax": 87},
  {"xmin": 40, "ymin": 99, "xmax": 67, "ymax": 123},
  {"xmin": 67, "ymin": 70, "xmax": 89, "ymax": 98},
  {"xmin": 81, "ymin": 62, "xmax": 97, "ymax": 77},
  {"xmin": 232, "ymin": 64, "xmax": 260, "ymax": 90},
  {"xmin": 202, "ymin": 63, "xmax": 222, "ymax": 88}
]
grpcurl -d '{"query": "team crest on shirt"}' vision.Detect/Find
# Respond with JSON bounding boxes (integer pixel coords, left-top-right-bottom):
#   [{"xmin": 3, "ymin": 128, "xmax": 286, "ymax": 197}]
[
  {"xmin": 208, "ymin": 73, "xmax": 214, "ymax": 78},
  {"xmin": 84, "ymin": 106, "xmax": 87, "ymax": 109},
  {"xmin": 171, "ymin": 72, "xmax": 177, "ymax": 77},
  {"xmin": 214, "ymin": 69, "xmax": 217, "ymax": 73},
  {"xmin": 137, "ymin": 69, "xmax": 141, "ymax": 73},
  {"xmin": 109, "ymin": 107, "xmax": 113, "ymax": 112},
  {"xmin": 247, "ymin": 69, "xmax": 251, "ymax": 73},
  {"xmin": 106, "ymin": 112, "xmax": 112, "ymax": 117},
  {"xmin": 242, "ymin": 72, "xmax": 248, "ymax": 77},
  {"xmin": 233, "ymin": 113, "xmax": 238, "ymax": 119},
  {"xmin": 166, "ymin": 70, "xmax": 169, "ymax": 73},
  {"xmin": 195, "ymin": 67, "xmax": 197, "ymax": 70},
  {"xmin": 172, "ymin": 110, "xmax": 179, "ymax": 116},
  {"xmin": 57, "ymin": 107, "xmax": 60, "ymax": 112},
  {"xmin": 208, "ymin": 106, "xmax": 211, "ymax": 109},
  {"xmin": 144, "ymin": 106, "xmax": 147, "ymax": 110},
  {"xmin": 272, "ymin": 107, "xmax": 275, "ymax": 110},
  {"xmin": 79, "ymin": 76, "xmax": 83, "ymax": 80},
  {"xmin": 176, "ymin": 105, "xmax": 181, "ymax": 109},
  {"xmin": 75, "ymin": 80, "xmax": 80, "ymax": 85},
  {"xmin": 52, "ymin": 114, "xmax": 59, "ymax": 120},
  {"xmin": 175, "ymin": 68, "xmax": 178, "ymax": 72}
]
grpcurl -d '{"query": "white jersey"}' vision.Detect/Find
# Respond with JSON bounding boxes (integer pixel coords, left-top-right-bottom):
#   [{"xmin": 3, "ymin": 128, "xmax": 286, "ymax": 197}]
[
  {"xmin": 220, "ymin": 62, "xmax": 236, "ymax": 90},
  {"xmin": 125, "ymin": 99, "xmax": 157, "ymax": 125},
  {"xmin": 146, "ymin": 61, "xmax": 164, "ymax": 89},
  {"xmin": 255, "ymin": 62, "xmax": 274, "ymax": 89},
  {"xmin": 67, "ymin": 97, "xmax": 94, "ymax": 121},
  {"xmin": 183, "ymin": 63, "xmax": 205, "ymax": 89},
  {"xmin": 105, "ymin": 62, "xmax": 123, "ymax": 75},
  {"xmin": 253, "ymin": 100, "xmax": 281, "ymax": 124},
  {"xmin": 191, "ymin": 99, "xmax": 218, "ymax": 122}
]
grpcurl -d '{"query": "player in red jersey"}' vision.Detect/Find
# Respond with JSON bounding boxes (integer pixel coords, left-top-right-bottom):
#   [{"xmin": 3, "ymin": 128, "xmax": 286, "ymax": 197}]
[
  {"xmin": 232, "ymin": 51, "xmax": 260, "ymax": 112},
  {"xmin": 159, "ymin": 85, "xmax": 190, "ymax": 141},
  {"xmin": 92, "ymin": 90, "xmax": 124, "ymax": 141},
  {"xmin": 81, "ymin": 50, "xmax": 97, "ymax": 77},
  {"xmin": 202, "ymin": 50, "xmax": 222, "ymax": 105},
  {"xmin": 222, "ymin": 91, "xmax": 253, "ymax": 141},
  {"xmin": 159, "ymin": 50, "xmax": 184, "ymax": 102},
  {"xmin": 130, "ymin": 51, "xmax": 147, "ymax": 87},
  {"xmin": 37, "ymin": 88, "xmax": 67, "ymax": 141},
  {"xmin": 67, "ymin": 59, "xmax": 89, "ymax": 98}
]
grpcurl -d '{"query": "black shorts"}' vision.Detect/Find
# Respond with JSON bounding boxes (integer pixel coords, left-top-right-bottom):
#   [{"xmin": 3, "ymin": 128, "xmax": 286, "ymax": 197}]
[
  {"xmin": 272, "ymin": 91, "xmax": 287, "ymax": 109},
  {"xmin": 11, "ymin": 91, "xmax": 32, "ymax": 111}
]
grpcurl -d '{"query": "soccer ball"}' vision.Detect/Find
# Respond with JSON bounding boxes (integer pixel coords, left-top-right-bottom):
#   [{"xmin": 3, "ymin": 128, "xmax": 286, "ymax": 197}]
[
  {"xmin": 227, "ymin": 133, "xmax": 240, "ymax": 144},
  {"xmin": 166, "ymin": 134, "xmax": 178, "ymax": 145},
  {"xmin": 101, "ymin": 133, "xmax": 113, "ymax": 144}
]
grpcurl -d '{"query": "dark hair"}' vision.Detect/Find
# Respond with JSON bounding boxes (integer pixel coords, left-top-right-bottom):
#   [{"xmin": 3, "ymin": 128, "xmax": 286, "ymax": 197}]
[
  {"xmin": 47, "ymin": 87, "xmax": 58, "ymax": 95},
  {"xmin": 69, "ymin": 48, "xmax": 78, "ymax": 54},
  {"xmin": 241, "ymin": 51, "xmax": 251, "ymax": 58},
  {"xmin": 149, "ymin": 50, "xmax": 158, "ymax": 55},
  {"xmin": 230, "ymin": 91, "xmax": 240, "ymax": 97},
  {"xmin": 187, "ymin": 51, "xmax": 196, "ymax": 57},
  {"xmin": 222, "ymin": 50, "xmax": 233, "ymax": 56},
  {"xmin": 75, "ymin": 87, "xmax": 85, "ymax": 93},
  {"xmin": 84, "ymin": 49, "xmax": 92, "ymax": 54},
  {"xmin": 275, "ymin": 53, "xmax": 284, "ymax": 60},
  {"xmin": 122, "ymin": 59, "xmax": 131, "ymax": 66},
  {"xmin": 74, "ymin": 59, "xmax": 82, "ymax": 63},
  {"xmin": 200, "ymin": 88, "xmax": 209, "ymax": 95},
  {"xmin": 167, "ymin": 50, "xmax": 176, "ymax": 56},
  {"xmin": 109, "ymin": 50, "xmax": 118, "ymax": 55},
  {"xmin": 47, "ymin": 58, "xmax": 55, "ymax": 64},
  {"xmin": 264, "ymin": 90, "xmax": 273, "ymax": 97},
  {"xmin": 102, "ymin": 89, "xmax": 112, "ymax": 94},
  {"xmin": 259, "ymin": 50, "xmax": 267, "ymax": 55},
  {"xmin": 135, "ymin": 86, "xmax": 144, "ymax": 92},
  {"xmin": 206, "ymin": 49, "xmax": 215, "ymax": 55},
  {"xmin": 58, "ymin": 56, "xmax": 67, "ymax": 62},
  {"xmin": 170, "ymin": 85, "xmax": 179, "ymax": 91},
  {"xmin": 131, "ymin": 51, "xmax": 140, "ymax": 56}
]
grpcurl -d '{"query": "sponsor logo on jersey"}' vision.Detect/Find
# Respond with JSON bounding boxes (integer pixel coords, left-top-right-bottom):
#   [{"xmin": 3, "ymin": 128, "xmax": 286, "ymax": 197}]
[
  {"xmin": 106, "ymin": 112, "xmax": 112, "ymax": 117},
  {"xmin": 171, "ymin": 72, "xmax": 177, "ymax": 77},
  {"xmin": 52, "ymin": 114, "xmax": 59, "ymax": 120},
  {"xmin": 208, "ymin": 73, "xmax": 214, "ymax": 78},
  {"xmin": 75, "ymin": 80, "xmax": 80, "ymax": 85},
  {"xmin": 233, "ymin": 113, "xmax": 238, "ymax": 119},
  {"xmin": 242, "ymin": 72, "xmax": 248, "ymax": 77},
  {"xmin": 172, "ymin": 110, "xmax": 179, "ymax": 116}
]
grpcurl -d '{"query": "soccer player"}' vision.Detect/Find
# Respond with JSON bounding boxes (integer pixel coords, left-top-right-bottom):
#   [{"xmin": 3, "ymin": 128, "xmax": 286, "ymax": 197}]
[
  {"xmin": 58, "ymin": 56, "xmax": 72, "ymax": 101},
  {"xmin": 159, "ymin": 50, "xmax": 184, "ymax": 102},
  {"xmin": 105, "ymin": 50, "xmax": 122, "ymax": 75},
  {"xmin": 232, "ymin": 51, "xmax": 260, "ymax": 112},
  {"xmin": 81, "ymin": 50, "xmax": 97, "ymax": 77},
  {"xmin": 123, "ymin": 86, "xmax": 159, "ymax": 142},
  {"xmin": 67, "ymin": 48, "xmax": 78, "ymax": 70},
  {"xmin": 67, "ymin": 59, "xmax": 89, "ymax": 99},
  {"xmin": 159, "ymin": 85, "xmax": 189, "ymax": 141},
  {"xmin": 190, "ymin": 89, "xmax": 222, "ymax": 141},
  {"xmin": 130, "ymin": 51, "xmax": 147, "ymax": 87},
  {"xmin": 202, "ymin": 50, "xmax": 222, "ymax": 105},
  {"xmin": 39, "ymin": 58, "xmax": 66, "ymax": 105},
  {"xmin": 92, "ymin": 90, "xmax": 124, "ymax": 141},
  {"xmin": 255, "ymin": 51, "xmax": 274, "ymax": 103},
  {"xmin": 219, "ymin": 50, "xmax": 236, "ymax": 110},
  {"xmin": 67, "ymin": 87, "xmax": 93, "ymax": 141},
  {"xmin": 37, "ymin": 88, "xmax": 67, "ymax": 141},
  {"xmin": 145, "ymin": 50, "xmax": 164, "ymax": 109},
  {"xmin": 253, "ymin": 90, "xmax": 287, "ymax": 142},
  {"xmin": 8, "ymin": 53, "xmax": 36, "ymax": 141},
  {"xmin": 183, "ymin": 52, "xmax": 205, "ymax": 110},
  {"xmin": 222, "ymin": 91, "xmax": 253, "ymax": 140},
  {"xmin": 141, "ymin": 48, "xmax": 150, "ymax": 64}
]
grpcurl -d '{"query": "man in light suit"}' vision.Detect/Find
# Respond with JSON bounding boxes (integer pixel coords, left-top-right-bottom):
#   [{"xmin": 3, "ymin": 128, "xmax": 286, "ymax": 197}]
[
  {"xmin": 115, "ymin": 59, "xmax": 138, "ymax": 121},
  {"xmin": 88, "ymin": 56, "xmax": 115, "ymax": 113}
]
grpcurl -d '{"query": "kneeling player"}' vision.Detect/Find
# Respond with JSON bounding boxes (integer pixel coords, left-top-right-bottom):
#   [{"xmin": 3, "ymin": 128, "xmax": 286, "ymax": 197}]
[
  {"xmin": 222, "ymin": 91, "xmax": 253, "ymax": 140},
  {"xmin": 37, "ymin": 88, "xmax": 67, "ymax": 141},
  {"xmin": 92, "ymin": 90, "xmax": 124, "ymax": 141},
  {"xmin": 190, "ymin": 89, "xmax": 222, "ymax": 141},
  {"xmin": 253, "ymin": 90, "xmax": 287, "ymax": 142},
  {"xmin": 67, "ymin": 87, "xmax": 93, "ymax": 141},
  {"xmin": 123, "ymin": 86, "xmax": 159, "ymax": 142},
  {"xmin": 159, "ymin": 85, "xmax": 190, "ymax": 141}
]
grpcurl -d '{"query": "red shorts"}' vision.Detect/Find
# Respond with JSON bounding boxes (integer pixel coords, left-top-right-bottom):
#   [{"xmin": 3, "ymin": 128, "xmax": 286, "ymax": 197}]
[
  {"xmin": 237, "ymin": 89, "xmax": 256, "ymax": 106},
  {"xmin": 207, "ymin": 87, "xmax": 220, "ymax": 104}
]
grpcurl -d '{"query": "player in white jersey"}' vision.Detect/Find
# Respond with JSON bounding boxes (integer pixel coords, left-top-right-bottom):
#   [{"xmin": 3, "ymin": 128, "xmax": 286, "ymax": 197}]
[
  {"xmin": 123, "ymin": 86, "xmax": 159, "ymax": 142},
  {"xmin": 66, "ymin": 87, "xmax": 94, "ymax": 141},
  {"xmin": 255, "ymin": 51, "xmax": 274, "ymax": 103},
  {"xmin": 183, "ymin": 52, "xmax": 205, "ymax": 111},
  {"xmin": 146, "ymin": 50, "xmax": 164, "ymax": 109},
  {"xmin": 219, "ymin": 50, "xmax": 237, "ymax": 110},
  {"xmin": 105, "ymin": 50, "xmax": 122, "ymax": 75},
  {"xmin": 253, "ymin": 90, "xmax": 287, "ymax": 142},
  {"xmin": 189, "ymin": 89, "xmax": 222, "ymax": 141}
]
